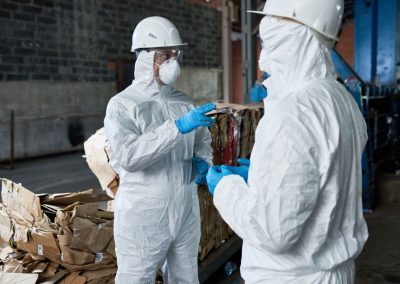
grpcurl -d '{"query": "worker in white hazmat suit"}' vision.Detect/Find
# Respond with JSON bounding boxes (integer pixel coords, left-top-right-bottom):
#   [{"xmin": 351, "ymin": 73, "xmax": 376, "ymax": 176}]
[
  {"xmin": 104, "ymin": 16, "xmax": 215, "ymax": 284},
  {"xmin": 206, "ymin": 0, "xmax": 368, "ymax": 283}
]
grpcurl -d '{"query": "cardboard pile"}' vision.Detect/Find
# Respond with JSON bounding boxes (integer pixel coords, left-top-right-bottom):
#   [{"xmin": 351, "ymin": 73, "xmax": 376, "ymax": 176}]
[{"xmin": 0, "ymin": 179, "xmax": 116, "ymax": 283}]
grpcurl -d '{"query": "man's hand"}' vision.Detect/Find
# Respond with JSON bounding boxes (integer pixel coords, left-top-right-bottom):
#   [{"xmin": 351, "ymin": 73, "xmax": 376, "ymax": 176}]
[
  {"xmin": 176, "ymin": 103, "xmax": 216, "ymax": 134},
  {"xmin": 206, "ymin": 166, "xmax": 233, "ymax": 195},
  {"xmin": 223, "ymin": 158, "xmax": 250, "ymax": 182},
  {"xmin": 192, "ymin": 157, "xmax": 209, "ymax": 185}
]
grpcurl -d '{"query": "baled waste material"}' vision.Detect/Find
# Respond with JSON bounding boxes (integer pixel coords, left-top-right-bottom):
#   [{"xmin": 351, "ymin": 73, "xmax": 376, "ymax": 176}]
[
  {"xmin": 0, "ymin": 178, "xmax": 115, "ymax": 283},
  {"xmin": 198, "ymin": 103, "xmax": 263, "ymax": 259}
]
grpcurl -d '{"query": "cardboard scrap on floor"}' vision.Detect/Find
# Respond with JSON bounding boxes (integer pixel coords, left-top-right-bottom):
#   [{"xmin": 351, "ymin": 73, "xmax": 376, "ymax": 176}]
[
  {"xmin": 0, "ymin": 178, "xmax": 116, "ymax": 283},
  {"xmin": 0, "ymin": 272, "xmax": 38, "ymax": 284}
]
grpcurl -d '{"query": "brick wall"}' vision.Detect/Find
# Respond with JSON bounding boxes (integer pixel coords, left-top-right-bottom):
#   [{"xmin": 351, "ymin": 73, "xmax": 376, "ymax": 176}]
[
  {"xmin": 0, "ymin": 0, "xmax": 222, "ymax": 82},
  {"xmin": 0, "ymin": 0, "xmax": 222, "ymax": 161}
]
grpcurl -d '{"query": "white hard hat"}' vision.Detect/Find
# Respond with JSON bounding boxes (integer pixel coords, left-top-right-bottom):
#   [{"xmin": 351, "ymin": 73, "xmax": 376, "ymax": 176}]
[
  {"xmin": 131, "ymin": 16, "xmax": 187, "ymax": 52},
  {"xmin": 248, "ymin": 0, "xmax": 344, "ymax": 41}
]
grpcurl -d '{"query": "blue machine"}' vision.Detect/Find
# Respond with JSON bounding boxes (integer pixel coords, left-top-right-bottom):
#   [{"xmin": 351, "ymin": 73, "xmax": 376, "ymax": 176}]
[{"xmin": 331, "ymin": 0, "xmax": 399, "ymax": 209}]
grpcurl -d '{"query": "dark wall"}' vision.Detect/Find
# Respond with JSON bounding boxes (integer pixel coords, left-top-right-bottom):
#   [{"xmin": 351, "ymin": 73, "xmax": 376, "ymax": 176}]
[{"xmin": 0, "ymin": 0, "xmax": 222, "ymax": 83}]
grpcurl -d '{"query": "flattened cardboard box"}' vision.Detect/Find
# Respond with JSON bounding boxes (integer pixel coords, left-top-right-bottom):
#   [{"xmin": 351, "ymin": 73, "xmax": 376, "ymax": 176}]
[
  {"xmin": 0, "ymin": 272, "xmax": 38, "ymax": 284},
  {"xmin": 0, "ymin": 205, "xmax": 13, "ymax": 244},
  {"xmin": 84, "ymin": 127, "xmax": 119, "ymax": 198},
  {"xmin": 1, "ymin": 179, "xmax": 43, "ymax": 224},
  {"xmin": 41, "ymin": 189, "xmax": 110, "ymax": 206},
  {"xmin": 16, "ymin": 230, "xmax": 61, "ymax": 263}
]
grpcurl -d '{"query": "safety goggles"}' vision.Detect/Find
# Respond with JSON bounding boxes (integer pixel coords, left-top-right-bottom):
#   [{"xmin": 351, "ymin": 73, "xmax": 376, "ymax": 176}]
[{"xmin": 154, "ymin": 49, "xmax": 183, "ymax": 63}]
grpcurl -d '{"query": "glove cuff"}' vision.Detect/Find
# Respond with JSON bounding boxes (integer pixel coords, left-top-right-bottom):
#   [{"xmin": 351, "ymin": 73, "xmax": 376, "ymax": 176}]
[{"xmin": 175, "ymin": 119, "xmax": 186, "ymax": 134}]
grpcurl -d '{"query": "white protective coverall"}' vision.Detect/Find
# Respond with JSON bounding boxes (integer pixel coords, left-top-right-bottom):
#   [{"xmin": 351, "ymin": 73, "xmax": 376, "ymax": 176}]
[
  {"xmin": 214, "ymin": 16, "xmax": 368, "ymax": 284},
  {"xmin": 104, "ymin": 51, "xmax": 212, "ymax": 284}
]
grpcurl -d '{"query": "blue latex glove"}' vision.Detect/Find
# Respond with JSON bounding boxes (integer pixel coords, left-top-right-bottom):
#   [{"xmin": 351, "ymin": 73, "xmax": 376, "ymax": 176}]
[
  {"xmin": 238, "ymin": 158, "xmax": 250, "ymax": 167},
  {"xmin": 250, "ymin": 84, "xmax": 268, "ymax": 102},
  {"xmin": 223, "ymin": 161, "xmax": 249, "ymax": 182},
  {"xmin": 192, "ymin": 157, "xmax": 209, "ymax": 185},
  {"xmin": 206, "ymin": 166, "xmax": 233, "ymax": 195},
  {"xmin": 250, "ymin": 72, "xmax": 269, "ymax": 103},
  {"xmin": 176, "ymin": 103, "xmax": 216, "ymax": 134}
]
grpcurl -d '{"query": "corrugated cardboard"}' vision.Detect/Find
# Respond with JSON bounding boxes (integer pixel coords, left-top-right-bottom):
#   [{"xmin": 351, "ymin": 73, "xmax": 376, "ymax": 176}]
[
  {"xmin": 0, "ymin": 179, "xmax": 118, "ymax": 283},
  {"xmin": 84, "ymin": 128, "xmax": 119, "ymax": 198},
  {"xmin": 1, "ymin": 179, "xmax": 43, "ymax": 224},
  {"xmin": 40, "ymin": 269, "xmax": 69, "ymax": 284},
  {"xmin": 60, "ymin": 257, "xmax": 116, "ymax": 272},
  {"xmin": 1, "ymin": 258, "xmax": 24, "ymax": 273},
  {"xmin": 55, "ymin": 203, "xmax": 99, "ymax": 227},
  {"xmin": 58, "ymin": 271, "xmax": 86, "ymax": 284},
  {"xmin": 0, "ymin": 246, "xmax": 19, "ymax": 260},
  {"xmin": 0, "ymin": 272, "xmax": 38, "ymax": 283},
  {"xmin": 42, "ymin": 189, "xmax": 110, "ymax": 206},
  {"xmin": 57, "ymin": 227, "xmax": 73, "ymax": 247},
  {"xmin": 31, "ymin": 261, "xmax": 49, "ymax": 273},
  {"xmin": 13, "ymin": 223, "xmax": 29, "ymax": 242},
  {"xmin": 96, "ymin": 210, "xmax": 114, "ymax": 220},
  {"xmin": 60, "ymin": 245, "xmax": 95, "ymax": 265},
  {"xmin": 0, "ymin": 206, "xmax": 13, "ymax": 243},
  {"xmin": 75, "ymin": 203, "xmax": 100, "ymax": 219},
  {"xmin": 81, "ymin": 267, "xmax": 117, "ymax": 281},
  {"xmin": 17, "ymin": 230, "xmax": 61, "ymax": 263},
  {"xmin": 105, "ymin": 238, "xmax": 116, "ymax": 259},
  {"xmin": 70, "ymin": 217, "xmax": 113, "ymax": 253},
  {"xmin": 39, "ymin": 261, "xmax": 59, "ymax": 279}
]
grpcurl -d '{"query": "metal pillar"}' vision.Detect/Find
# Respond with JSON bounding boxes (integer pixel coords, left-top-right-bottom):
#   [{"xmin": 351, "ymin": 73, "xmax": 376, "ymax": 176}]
[
  {"xmin": 355, "ymin": 0, "xmax": 398, "ymax": 85},
  {"xmin": 354, "ymin": 0, "xmax": 378, "ymax": 82},
  {"xmin": 222, "ymin": 0, "xmax": 233, "ymax": 103},
  {"xmin": 241, "ymin": 0, "xmax": 256, "ymax": 103},
  {"xmin": 376, "ymin": 0, "xmax": 398, "ymax": 85}
]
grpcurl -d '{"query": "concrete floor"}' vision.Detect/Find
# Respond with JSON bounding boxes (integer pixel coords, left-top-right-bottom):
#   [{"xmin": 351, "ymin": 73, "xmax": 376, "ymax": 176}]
[
  {"xmin": 0, "ymin": 153, "xmax": 399, "ymax": 283},
  {"xmin": 0, "ymin": 151, "xmax": 101, "ymax": 194},
  {"xmin": 355, "ymin": 205, "xmax": 400, "ymax": 284}
]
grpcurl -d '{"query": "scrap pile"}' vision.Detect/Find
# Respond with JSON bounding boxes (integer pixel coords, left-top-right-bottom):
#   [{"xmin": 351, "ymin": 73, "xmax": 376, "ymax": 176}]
[
  {"xmin": 0, "ymin": 178, "xmax": 115, "ymax": 283},
  {"xmin": 198, "ymin": 103, "xmax": 263, "ymax": 259}
]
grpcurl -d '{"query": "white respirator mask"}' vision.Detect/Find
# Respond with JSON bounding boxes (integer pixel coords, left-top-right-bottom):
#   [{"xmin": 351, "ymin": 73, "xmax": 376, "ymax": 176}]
[{"xmin": 157, "ymin": 58, "xmax": 181, "ymax": 85}]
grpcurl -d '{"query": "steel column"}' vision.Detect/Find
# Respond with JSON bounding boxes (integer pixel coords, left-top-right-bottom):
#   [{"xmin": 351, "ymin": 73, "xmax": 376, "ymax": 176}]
[
  {"xmin": 354, "ymin": 0, "xmax": 378, "ymax": 82},
  {"xmin": 222, "ymin": 0, "xmax": 233, "ymax": 102},
  {"xmin": 241, "ymin": 0, "xmax": 256, "ymax": 103},
  {"xmin": 355, "ymin": 0, "xmax": 398, "ymax": 85},
  {"xmin": 376, "ymin": 0, "xmax": 398, "ymax": 85}
]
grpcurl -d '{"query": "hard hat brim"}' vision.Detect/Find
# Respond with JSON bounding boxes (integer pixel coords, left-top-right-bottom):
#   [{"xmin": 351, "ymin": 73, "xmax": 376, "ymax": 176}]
[
  {"xmin": 247, "ymin": 10, "xmax": 266, "ymax": 15},
  {"xmin": 131, "ymin": 42, "xmax": 188, "ymax": 53}
]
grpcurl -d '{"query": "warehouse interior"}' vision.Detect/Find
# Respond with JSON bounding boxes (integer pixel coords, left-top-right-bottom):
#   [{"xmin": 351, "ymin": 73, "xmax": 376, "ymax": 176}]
[{"xmin": 1, "ymin": 0, "xmax": 400, "ymax": 283}]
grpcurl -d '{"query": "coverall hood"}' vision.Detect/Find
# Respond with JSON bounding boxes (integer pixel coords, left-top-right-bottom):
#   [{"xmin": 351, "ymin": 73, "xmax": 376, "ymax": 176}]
[
  {"xmin": 259, "ymin": 15, "xmax": 336, "ymax": 97},
  {"xmin": 133, "ymin": 50, "xmax": 159, "ymax": 97}
]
